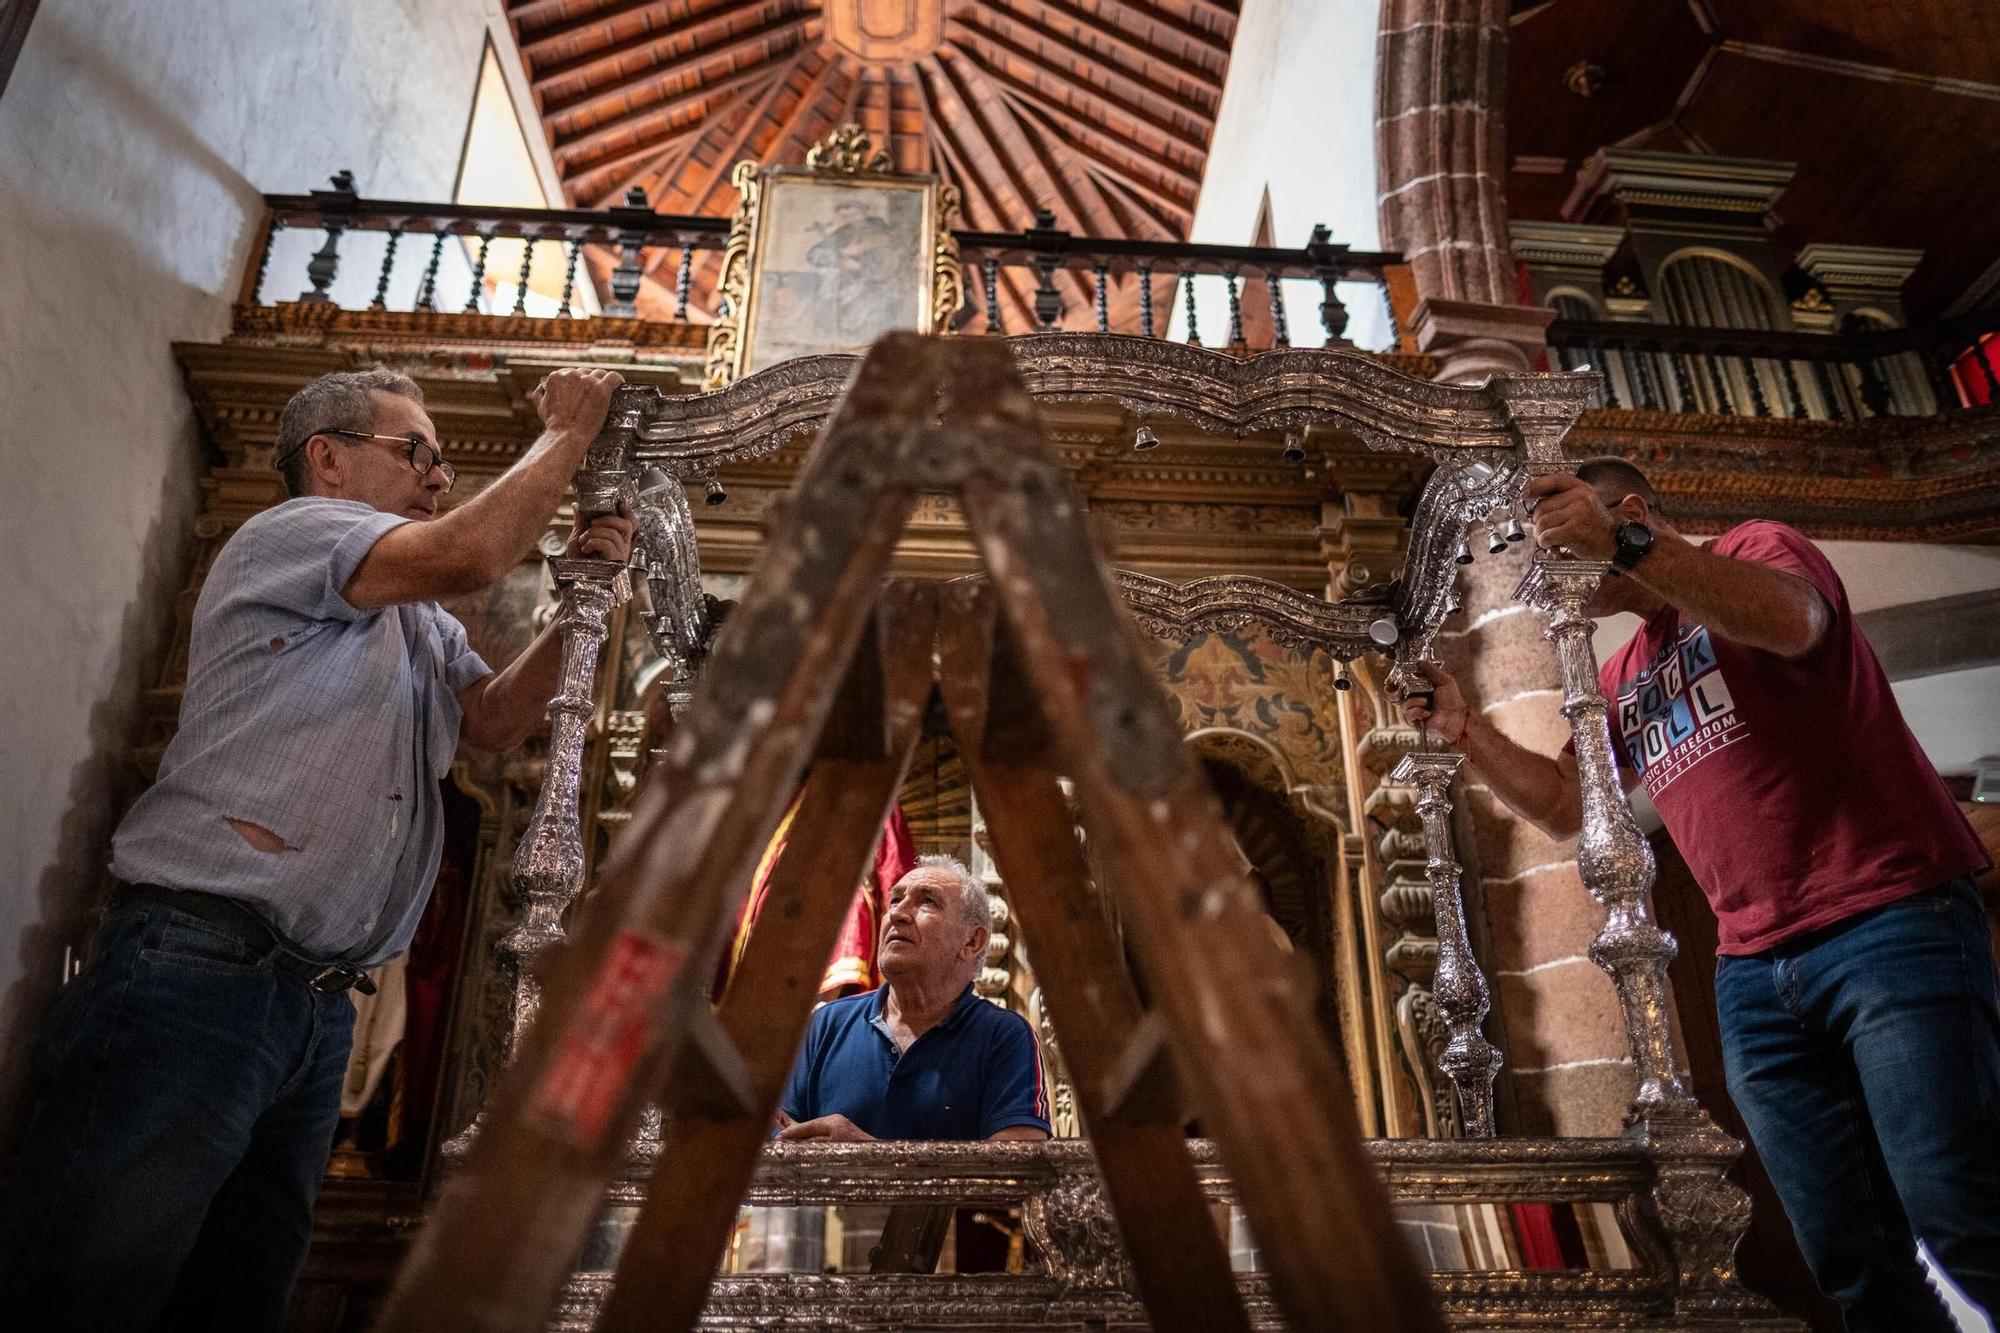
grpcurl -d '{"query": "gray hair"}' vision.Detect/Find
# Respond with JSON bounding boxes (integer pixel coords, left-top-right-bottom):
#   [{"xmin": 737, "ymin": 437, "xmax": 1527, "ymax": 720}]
[
  {"xmin": 272, "ymin": 368, "xmax": 425, "ymax": 497},
  {"xmin": 914, "ymin": 852, "xmax": 990, "ymax": 932}
]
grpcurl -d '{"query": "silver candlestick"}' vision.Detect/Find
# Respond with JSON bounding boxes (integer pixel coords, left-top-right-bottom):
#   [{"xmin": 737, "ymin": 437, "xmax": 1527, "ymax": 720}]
[
  {"xmin": 499, "ymin": 555, "xmax": 631, "ymax": 1057},
  {"xmin": 1515, "ymin": 557, "xmax": 1695, "ymax": 1120},
  {"xmin": 1390, "ymin": 749, "xmax": 1501, "ymax": 1137}
]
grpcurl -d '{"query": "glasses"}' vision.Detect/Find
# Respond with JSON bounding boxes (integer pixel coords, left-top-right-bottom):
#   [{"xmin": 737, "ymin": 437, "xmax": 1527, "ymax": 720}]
[{"xmin": 319, "ymin": 429, "xmax": 457, "ymax": 492}]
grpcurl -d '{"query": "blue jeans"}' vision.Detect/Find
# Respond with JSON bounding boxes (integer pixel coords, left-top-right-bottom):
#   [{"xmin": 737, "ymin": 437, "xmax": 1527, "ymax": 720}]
[
  {"xmin": 1717, "ymin": 877, "xmax": 2000, "ymax": 1330},
  {"xmin": 0, "ymin": 896, "xmax": 354, "ymax": 1330}
]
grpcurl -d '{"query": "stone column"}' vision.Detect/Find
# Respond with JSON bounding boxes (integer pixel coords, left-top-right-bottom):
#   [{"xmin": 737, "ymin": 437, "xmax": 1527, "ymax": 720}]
[
  {"xmin": 1376, "ymin": 0, "xmax": 1552, "ymax": 382},
  {"xmin": 1439, "ymin": 540, "xmax": 1634, "ymax": 1135}
]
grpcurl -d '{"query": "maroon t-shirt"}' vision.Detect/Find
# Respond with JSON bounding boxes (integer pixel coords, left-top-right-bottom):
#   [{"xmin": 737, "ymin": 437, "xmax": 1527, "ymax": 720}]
[{"xmin": 1599, "ymin": 520, "xmax": 1988, "ymax": 955}]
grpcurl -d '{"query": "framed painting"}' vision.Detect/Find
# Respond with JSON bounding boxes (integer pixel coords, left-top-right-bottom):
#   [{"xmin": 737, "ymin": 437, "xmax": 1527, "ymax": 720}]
[{"xmin": 706, "ymin": 126, "xmax": 962, "ymax": 387}]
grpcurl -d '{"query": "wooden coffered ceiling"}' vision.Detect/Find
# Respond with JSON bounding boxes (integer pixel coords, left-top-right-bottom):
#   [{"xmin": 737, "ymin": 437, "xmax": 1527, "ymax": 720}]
[
  {"xmin": 505, "ymin": 0, "xmax": 1239, "ymax": 321},
  {"xmin": 1506, "ymin": 0, "xmax": 2000, "ymax": 317}
]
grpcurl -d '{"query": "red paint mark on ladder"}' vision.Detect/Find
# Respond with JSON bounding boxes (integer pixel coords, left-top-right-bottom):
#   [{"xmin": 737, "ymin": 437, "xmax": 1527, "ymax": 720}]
[{"xmin": 530, "ymin": 928, "xmax": 688, "ymax": 1149}]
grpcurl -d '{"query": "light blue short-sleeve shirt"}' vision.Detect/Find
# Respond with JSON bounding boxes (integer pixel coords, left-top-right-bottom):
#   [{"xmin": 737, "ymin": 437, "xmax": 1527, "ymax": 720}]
[{"xmin": 112, "ymin": 497, "xmax": 491, "ymax": 964}]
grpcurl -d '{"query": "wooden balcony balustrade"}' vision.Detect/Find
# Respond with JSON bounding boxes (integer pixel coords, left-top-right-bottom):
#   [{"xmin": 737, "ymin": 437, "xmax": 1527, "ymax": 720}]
[{"xmin": 246, "ymin": 172, "xmax": 1404, "ymax": 347}]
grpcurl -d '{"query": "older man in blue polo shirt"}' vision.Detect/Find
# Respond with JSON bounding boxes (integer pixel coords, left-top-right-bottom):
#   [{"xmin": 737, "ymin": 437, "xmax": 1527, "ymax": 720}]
[
  {"xmin": 1, "ymin": 365, "xmax": 631, "ymax": 1329},
  {"xmin": 777, "ymin": 855, "xmax": 1051, "ymax": 1142}
]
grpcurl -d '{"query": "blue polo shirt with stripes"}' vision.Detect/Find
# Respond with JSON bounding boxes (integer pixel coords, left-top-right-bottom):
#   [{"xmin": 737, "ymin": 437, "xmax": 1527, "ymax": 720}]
[{"xmin": 780, "ymin": 984, "xmax": 1051, "ymax": 1140}]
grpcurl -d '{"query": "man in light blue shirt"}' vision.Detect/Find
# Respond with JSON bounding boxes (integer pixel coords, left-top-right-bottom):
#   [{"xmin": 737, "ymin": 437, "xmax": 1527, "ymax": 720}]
[{"xmin": 1, "ymin": 364, "xmax": 632, "ymax": 1329}]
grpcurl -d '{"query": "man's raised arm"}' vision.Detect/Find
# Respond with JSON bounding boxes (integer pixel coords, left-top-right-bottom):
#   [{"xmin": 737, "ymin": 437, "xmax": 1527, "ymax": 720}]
[
  {"xmin": 1401, "ymin": 666, "xmax": 1590, "ymax": 842},
  {"xmin": 343, "ymin": 368, "xmax": 624, "ymax": 609},
  {"xmin": 1525, "ymin": 474, "xmax": 1829, "ymax": 658}
]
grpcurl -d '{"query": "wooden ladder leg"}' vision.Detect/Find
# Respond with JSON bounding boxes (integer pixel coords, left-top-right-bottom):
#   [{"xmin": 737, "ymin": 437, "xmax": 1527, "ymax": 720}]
[
  {"xmin": 956, "ymin": 466, "xmax": 1442, "ymax": 1329},
  {"xmin": 936, "ymin": 581, "xmax": 1252, "ymax": 1333},
  {"xmin": 597, "ymin": 583, "xmax": 939, "ymax": 1331},
  {"xmin": 377, "ymin": 346, "xmax": 943, "ymax": 1333}
]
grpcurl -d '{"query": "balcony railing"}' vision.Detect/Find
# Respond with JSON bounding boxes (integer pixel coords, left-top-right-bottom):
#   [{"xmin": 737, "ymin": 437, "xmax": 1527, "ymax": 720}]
[
  {"xmin": 247, "ymin": 173, "xmax": 1404, "ymax": 348},
  {"xmin": 1546, "ymin": 313, "xmax": 2000, "ymax": 421}
]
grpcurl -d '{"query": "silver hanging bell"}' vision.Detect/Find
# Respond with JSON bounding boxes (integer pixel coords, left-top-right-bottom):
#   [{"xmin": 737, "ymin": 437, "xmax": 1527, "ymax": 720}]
[
  {"xmin": 1133, "ymin": 423, "xmax": 1159, "ymax": 451},
  {"xmin": 1487, "ymin": 523, "xmax": 1508, "ymax": 555},
  {"xmin": 704, "ymin": 477, "xmax": 727, "ymax": 506},
  {"xmin": 1281, "ymin": 432, "xmax": 1306, "ymax": 462},
  {"xmin": 1504, "ymin": 512, "xmax": 1525, "ymax": 543},
  {"xmin": 1454, "ymin": 537, "xmax": 1474, "ymax": 565},
  {"xmin": 1333, "ymin": 660, "xmax": 1352, "ymax": 691}
]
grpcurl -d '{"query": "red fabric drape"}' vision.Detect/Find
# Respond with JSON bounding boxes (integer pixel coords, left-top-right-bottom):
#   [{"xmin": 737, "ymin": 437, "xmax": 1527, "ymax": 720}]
[
  {"xmin": 715, "ymin": 795, "xmax": 916, "ymax": 1001},
  {"xmin": 1951, "ymin": 334, "xmax": 2000, "ymax": 407}
]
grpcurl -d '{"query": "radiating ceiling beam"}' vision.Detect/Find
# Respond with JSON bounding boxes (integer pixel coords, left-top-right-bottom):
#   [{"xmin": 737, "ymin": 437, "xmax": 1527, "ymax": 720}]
[
  {"xmin": 655, "ymin": 48, "xmax": 813, "ymax": 216},
  {"xmin": 979, "ymin": 2, "xmax": 1218, "ymax": 116},
  {"xmin": 520, "ymin": 0, "xmax": 755, "ymax": 61},
  {"xmin": 1101, "ymin": 0, "xmax": 1232, "ymax": 60},
  {"xmin": 931, "ymin": 51, "xmax": 1096, "ymax": 314},
  {"xmin": 913, "ymin": 56, "xmax": 1041, "ymax": 328},
  {"xmin": 554, "ymin": 44, "xmax": 806, "ymax": 170},
  {"xmin": 948, "ymin": 14, "xmax": 1210, "ymax": 158},
  {"xmin": 1008, "ymin": 0, "xmax": 1224, "ymax": 94},
  {"xmin": 539, "ymin": 8, "xmax": 814, "ymax": 117},
  {"xmin": 581, "ymin": 127, "xmax": 703, "ymax": 207},
  {"xmin": 950, "ymin": 42, "xmax": 1201, "ymax": 203}
]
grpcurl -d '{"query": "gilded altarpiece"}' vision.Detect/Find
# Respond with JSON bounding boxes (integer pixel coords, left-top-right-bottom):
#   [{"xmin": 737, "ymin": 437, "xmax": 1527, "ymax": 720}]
[{"xmin": 157, "ymin": 330, "xmax": 1447, "ymax": 1179}]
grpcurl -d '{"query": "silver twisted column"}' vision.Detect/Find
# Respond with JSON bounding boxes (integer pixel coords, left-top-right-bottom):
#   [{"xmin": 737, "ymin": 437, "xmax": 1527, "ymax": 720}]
[
  {"xmin": 1514, "ymin": 557, "xmax": 1694, "ymax": 1120},
  {"xmin": 499, "ymin": 556, "xmax": 631, "ymax": 1056},
  {"xmin": 1389, "ymin": 750, "xmax": 1500, "ymax": 1137}
]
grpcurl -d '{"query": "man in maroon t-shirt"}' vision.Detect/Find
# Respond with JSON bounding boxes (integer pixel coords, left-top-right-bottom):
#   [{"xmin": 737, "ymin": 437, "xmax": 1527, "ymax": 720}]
[{"xmin": 1405, "ymin": 457, "xmax": 1996, "ymax": 1329}]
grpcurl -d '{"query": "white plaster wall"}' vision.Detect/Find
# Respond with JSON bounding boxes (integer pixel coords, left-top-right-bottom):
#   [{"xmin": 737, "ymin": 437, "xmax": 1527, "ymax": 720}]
[
  {"xmin": 1180, "ymin": 0, "xmax": 1392, "ymax": 350},
  {"xmin": 0, "ymin": 0, "xmax": 548, "ymax": 1140}
]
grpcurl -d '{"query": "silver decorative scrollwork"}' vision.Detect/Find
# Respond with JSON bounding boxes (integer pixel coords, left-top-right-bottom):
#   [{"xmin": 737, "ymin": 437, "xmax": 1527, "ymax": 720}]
[
  {"xmin": 1515, "ymin": 558, "xmax": 1696, "ymax": 1122},
  {"xmin": 1115, "ymin": 569, "xmax": 1398, "ymax": 660},
  {"xmin": 1020, "ymin": 1165, "xmax": 1132, "ymax": 1294},
  {"xmin": 1390, "ymin": 750, "xmax": 1501, "ymax": 1137},
  {"xmin": 614, "ymin": 336, "xmax": 1598, "ymax": 481}
]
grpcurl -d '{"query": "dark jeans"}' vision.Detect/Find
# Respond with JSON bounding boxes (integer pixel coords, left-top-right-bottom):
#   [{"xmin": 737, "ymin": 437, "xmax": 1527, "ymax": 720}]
[
  {"xmin": 1717, "ymin": 877, "xmax": 2000, "ymax": 1330},
  {"xmin": 0, "ymin": 896, "xmax": 354, "ymax": 1331}
]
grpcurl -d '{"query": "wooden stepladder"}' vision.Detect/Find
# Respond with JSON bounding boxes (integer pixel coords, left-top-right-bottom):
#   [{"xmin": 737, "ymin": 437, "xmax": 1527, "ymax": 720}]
[{"xmin": 378, "ymin": 334, "xmax": 1441, "ymax": 1333}]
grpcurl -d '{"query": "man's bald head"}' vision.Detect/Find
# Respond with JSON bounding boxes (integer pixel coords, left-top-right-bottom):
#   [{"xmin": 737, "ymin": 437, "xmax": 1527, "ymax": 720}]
[{"xmin": 1572, "ymin": 456, "xmax": 1662, "ymax": 516}]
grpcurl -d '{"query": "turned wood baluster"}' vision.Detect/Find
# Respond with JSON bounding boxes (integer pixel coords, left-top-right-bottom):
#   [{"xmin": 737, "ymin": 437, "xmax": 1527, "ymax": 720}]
[
  {"xmin": 463, "ymin": 231, "xmax": 494, "ymax": 313},
  {"xmin": 297, "ymin": 169, "xmax": 358, "ymax": 303},
  {"xmin": 1391, "ymin": 750, "xmax": 1500, "ymax": 1137},
  {"xmin": 1137, "ymin": 262, "xmax": 1155, "ymax": 338},
  {"xmin": 558, "ymin": 238, "xmax": 581, "ymax": 319},
  {"xmin": 1268, "ymin": 267, "xmax": 1291, "ymax": 347},
  {"xmin": 369, "ymin": 228, "xmax": 402, "ymax": 311},
  {"xmin": 511, "ymin": 235, "xmax": 535, "ymax": 316},
  {"xmin": 415, "ymin": 230, "xmax": 447, "ymax": 312},
  {"xmin": 982, "ymin": 258, "xmax": 1002, "ymax": 334},
  {"xmin": 674, "ymin": 241, "xmax": 694, "ymax": 322},
  {"xmin": 1182, "ymin": 269, "xmax": 1200, "ymax": 346}
]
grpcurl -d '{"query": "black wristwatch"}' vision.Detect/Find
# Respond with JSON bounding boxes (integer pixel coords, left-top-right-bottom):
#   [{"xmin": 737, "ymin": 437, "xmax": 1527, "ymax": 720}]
[{"xmin": 1609, "ymin": 522, "xmax": 1654, "ymax": 576}]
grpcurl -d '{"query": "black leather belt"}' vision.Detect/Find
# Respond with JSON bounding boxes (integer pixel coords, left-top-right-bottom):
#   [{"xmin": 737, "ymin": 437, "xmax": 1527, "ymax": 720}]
[{"xmin": 122, "ymin": 884, "xmax": 377, "ymax": 996}]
